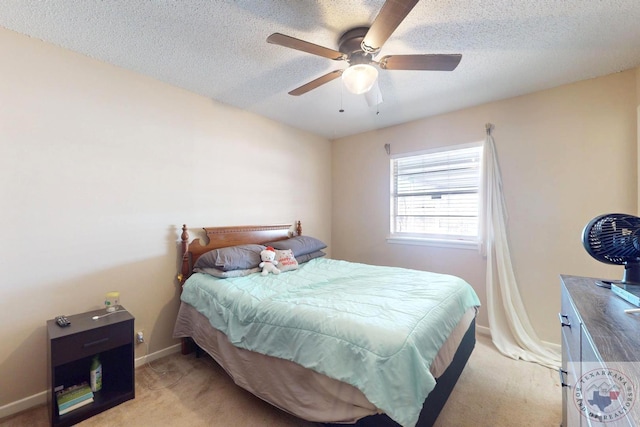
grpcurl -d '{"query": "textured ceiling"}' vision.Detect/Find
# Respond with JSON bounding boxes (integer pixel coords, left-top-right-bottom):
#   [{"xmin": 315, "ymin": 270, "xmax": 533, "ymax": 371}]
[{"xmin": 2, "ymin": 1, "xmax": 640, "ymax": 139}]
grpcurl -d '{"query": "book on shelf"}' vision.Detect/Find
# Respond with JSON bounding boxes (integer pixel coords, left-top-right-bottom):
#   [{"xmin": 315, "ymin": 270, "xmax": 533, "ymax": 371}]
[
  {"xmin": 58, "ymin": 396, "xmax": 94, "ymax": 415},
  {"xmin": 56, "ymin": 382, "xmax": 94, "ymax": 414}
]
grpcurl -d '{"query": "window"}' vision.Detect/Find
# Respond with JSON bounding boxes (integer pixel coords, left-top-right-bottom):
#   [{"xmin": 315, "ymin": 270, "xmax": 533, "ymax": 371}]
[{"xmin": 389, "ymin": 143, "xmax": 483, "ymax": 246}]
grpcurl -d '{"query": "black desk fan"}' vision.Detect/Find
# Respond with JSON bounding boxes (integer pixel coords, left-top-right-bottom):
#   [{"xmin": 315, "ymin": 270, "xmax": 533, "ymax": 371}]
[{"xmin": 582, "ymin": 213, "xmax": 640, "ymax": 288}]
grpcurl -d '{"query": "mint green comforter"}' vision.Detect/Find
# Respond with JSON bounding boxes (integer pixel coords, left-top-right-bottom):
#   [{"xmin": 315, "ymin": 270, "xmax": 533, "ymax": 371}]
[{"xmin": 180, "ymin": 258, "xmax": 480, "ymax": 427}]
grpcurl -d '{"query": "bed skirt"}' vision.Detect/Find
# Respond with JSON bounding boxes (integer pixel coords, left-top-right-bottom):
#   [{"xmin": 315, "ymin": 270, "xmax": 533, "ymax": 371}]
[{"xmin": 173, "ymin": 302, "xmax": 476, "ymax": 425}]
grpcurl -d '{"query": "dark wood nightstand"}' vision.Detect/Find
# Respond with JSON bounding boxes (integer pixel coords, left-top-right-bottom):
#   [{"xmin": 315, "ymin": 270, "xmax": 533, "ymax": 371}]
[{"xmin": 46, "ymin": 308, "xmax": 135, "ymax": 427}]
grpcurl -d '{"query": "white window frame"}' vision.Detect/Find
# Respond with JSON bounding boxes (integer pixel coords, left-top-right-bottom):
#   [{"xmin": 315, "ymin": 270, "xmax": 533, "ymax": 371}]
[{"xmin": 387, "ymin": 142, "xmax": 483, "ymax": 249}]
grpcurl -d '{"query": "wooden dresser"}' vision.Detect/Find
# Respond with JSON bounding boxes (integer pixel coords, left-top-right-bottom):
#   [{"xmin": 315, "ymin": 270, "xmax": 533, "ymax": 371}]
[{"xmin": 560, "ymin": 275, "xmax": 640, "ymax": 426}]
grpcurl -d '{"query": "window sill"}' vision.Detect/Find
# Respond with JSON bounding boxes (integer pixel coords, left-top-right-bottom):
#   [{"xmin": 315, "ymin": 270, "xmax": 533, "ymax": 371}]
[{"xmin": 386, "ymin": 236, "xmax": 480, "ymax": 250}]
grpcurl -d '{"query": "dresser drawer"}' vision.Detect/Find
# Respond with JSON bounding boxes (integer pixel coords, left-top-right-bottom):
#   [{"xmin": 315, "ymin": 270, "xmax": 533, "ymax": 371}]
[
  {"xmin": 561, "ymin": 276, "xmax": 640, "ymax": 426},
  {"xmin": 560, "ymin": 286, "xmax": 581, "ymax": 362},
  {"xmin": 51, "ymin": 321, "xmax": 132, "ymax": 366}
]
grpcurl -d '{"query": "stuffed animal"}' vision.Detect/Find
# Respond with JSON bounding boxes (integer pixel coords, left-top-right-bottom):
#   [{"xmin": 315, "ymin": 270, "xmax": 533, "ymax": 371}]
[{"xmin": 259, "ymin": 246, "xmax": 281, "ymax": 276}]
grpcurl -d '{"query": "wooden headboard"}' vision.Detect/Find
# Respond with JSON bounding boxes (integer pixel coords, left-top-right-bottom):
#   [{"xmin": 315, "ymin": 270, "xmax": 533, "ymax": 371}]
[{"xmin": 178, "ymin": 221, "xmax": 302, "ymax": 285}]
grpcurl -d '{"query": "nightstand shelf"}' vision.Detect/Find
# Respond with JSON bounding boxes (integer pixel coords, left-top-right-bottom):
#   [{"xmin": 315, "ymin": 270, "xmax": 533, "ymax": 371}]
[{"xmin": 47, "ymin": 308, "xmax": 135, "ymax": 427}]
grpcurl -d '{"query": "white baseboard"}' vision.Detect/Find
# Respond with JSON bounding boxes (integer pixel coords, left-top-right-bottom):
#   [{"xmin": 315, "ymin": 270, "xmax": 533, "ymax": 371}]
[
  {"xmin": 0, "ymin": 391, "xmax": 48, "ymax": 420},
  {"xmin": 0, "ymin": 344, "xmax": 182, "ymax": 420},
  {"xmin": 135, "ymin": 343, "xmax": 181, "ymax": 368},
  {"xmin": 476, "ymin": 324, "xmax": 491, "ymax": 336}
]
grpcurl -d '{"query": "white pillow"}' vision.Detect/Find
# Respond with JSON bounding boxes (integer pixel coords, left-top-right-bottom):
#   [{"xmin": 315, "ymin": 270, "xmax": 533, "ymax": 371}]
[{"xmin": 274, "ymin": 249, "xmax": 299, "ymax": 272}]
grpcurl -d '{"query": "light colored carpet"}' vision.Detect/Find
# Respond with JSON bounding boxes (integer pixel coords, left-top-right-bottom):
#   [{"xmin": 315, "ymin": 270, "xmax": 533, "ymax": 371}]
[
  {"xmin": 433, "ymin": 335, "xmax": 561, "ymax": 427},
  {"xmin": 0, "ymin": 334, "xmax": 561, "ymax": 427}
]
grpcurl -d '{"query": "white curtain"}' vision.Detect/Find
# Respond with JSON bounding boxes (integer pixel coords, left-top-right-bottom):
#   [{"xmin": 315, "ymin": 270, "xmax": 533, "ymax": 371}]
[{"xmin": 482, "ymin": 126, "xmax": 561, "ymax": 370}]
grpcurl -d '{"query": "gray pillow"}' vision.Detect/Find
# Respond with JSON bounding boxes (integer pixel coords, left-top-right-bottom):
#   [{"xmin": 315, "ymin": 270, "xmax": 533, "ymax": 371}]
[
  {"xmin": 265, "ymin": 236, "xmax": 327, "ymax": 257},
  {"xmin": 296, "ymin": 250, "xmax": 326, "ymax": 264},
  {"xmin": 194, "ymin": 244, "xmax": 266, "ymax": 271},
  {"xmin": 194, "ymin": 267, "xmax": 260, "ymax": 278}
]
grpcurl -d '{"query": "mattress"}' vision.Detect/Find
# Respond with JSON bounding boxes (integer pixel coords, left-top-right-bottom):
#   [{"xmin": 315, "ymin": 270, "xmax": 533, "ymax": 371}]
[
  {"xmin": 173, "ymin": 302, "xmax": 476, "ymax": 424},
  {"xmin": 176, "ymin": 258, "xmax": 480, "ymax": 426}
]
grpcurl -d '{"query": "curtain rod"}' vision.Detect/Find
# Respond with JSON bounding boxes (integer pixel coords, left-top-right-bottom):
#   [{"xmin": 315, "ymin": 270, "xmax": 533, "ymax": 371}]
[{"xmin": 485, "ymin": 123, "xmax": 493, "ymax": 135}]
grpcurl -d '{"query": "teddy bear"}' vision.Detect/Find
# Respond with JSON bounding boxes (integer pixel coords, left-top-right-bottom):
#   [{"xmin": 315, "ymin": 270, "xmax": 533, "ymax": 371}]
[{"xmin": 259, "ymin": 246, "xmax": 281, "ymax": 276}]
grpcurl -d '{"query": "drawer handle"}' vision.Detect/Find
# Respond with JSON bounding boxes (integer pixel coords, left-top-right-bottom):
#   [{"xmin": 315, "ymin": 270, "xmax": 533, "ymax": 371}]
[
  {"xmin": 558, "ymin": 368, "xmax": 570, "ymax": 387},
  {"xmin": 558, "ymin": 313, "xmax": 571, "ymax": 328},
  {"xmin": 83, "ymin": 337, "xmax": 109, "ymax": 348}
]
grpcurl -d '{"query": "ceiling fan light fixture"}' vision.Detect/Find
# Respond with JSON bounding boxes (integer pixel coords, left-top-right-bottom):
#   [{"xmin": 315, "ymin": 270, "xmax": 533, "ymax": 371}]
[{"xmin": 342, "ymin": 64, "xmax": 378, "ymax": 94}]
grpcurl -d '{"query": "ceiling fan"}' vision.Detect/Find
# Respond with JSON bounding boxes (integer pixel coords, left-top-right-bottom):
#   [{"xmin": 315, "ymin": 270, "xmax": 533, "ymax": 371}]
[{"xmin": 266, "ymin": 0, "xmax": 462, "ymax": 97}]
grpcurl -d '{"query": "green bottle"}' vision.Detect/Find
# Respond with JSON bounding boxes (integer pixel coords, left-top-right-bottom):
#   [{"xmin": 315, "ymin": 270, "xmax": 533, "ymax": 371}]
[{"xmin": 90, "ymin": 355, "xmax": 102, "ymax": 392}]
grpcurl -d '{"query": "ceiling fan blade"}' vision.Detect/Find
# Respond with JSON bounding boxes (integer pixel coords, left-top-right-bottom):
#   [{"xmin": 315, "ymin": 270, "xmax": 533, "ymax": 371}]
[
  {"xmin": 361, "ymin": 0, "xmax": 420, "ymax": 53},
  {"xmin": 379, "ymin": 54, "xmax": 462, "ymax": 71},
  {"xmin": 267, "ymin": 33, "xmax": 347, "ymax": 61},
  {"xmin": 288, "ymin": 70, "xmax": 343, "ymax": 96}
]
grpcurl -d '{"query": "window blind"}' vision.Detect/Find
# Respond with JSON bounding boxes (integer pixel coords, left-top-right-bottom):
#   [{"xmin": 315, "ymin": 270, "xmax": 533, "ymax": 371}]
[{"xmin": 391, "ymin": 144, "xmax": 482, "ymax": 239}]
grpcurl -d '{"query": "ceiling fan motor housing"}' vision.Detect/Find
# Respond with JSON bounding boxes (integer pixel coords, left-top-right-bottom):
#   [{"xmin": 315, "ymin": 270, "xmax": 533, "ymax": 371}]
[
  {"xmin": 338, "ymin": 27, "xmax": 371, "ymax": 56},
  {"xmin": 338, "ymin": 27, "xmax": 377, "ymax": 67}
]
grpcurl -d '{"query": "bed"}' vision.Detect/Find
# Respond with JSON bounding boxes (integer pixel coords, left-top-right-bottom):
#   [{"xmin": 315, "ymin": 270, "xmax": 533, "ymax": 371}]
[{"xmin": 173, "ymin": 222, "xmax": 480, "ymax": 427}]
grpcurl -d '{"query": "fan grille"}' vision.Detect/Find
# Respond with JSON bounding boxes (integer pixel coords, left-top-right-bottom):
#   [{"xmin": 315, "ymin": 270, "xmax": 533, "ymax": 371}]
[{"xmin": 583, "ymin": 214, "xmax": 640, "ymax": 264}]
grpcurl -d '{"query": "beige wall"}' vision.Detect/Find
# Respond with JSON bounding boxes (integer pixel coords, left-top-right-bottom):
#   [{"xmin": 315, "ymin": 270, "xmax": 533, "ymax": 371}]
[
  {"xmin": 332, "ymin": 70, "xmax": 638, "ymax": 345},
  {"xmin": 2, "ymin": 22, "xmax": 639, "ymax": 413},
  {"xmin": 637, "ymin": 68, "xmax": 640, "ymax": 213},
  {"xmin": 0, "ymin": 28, "xmax": 331, "ymax": 408}
]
